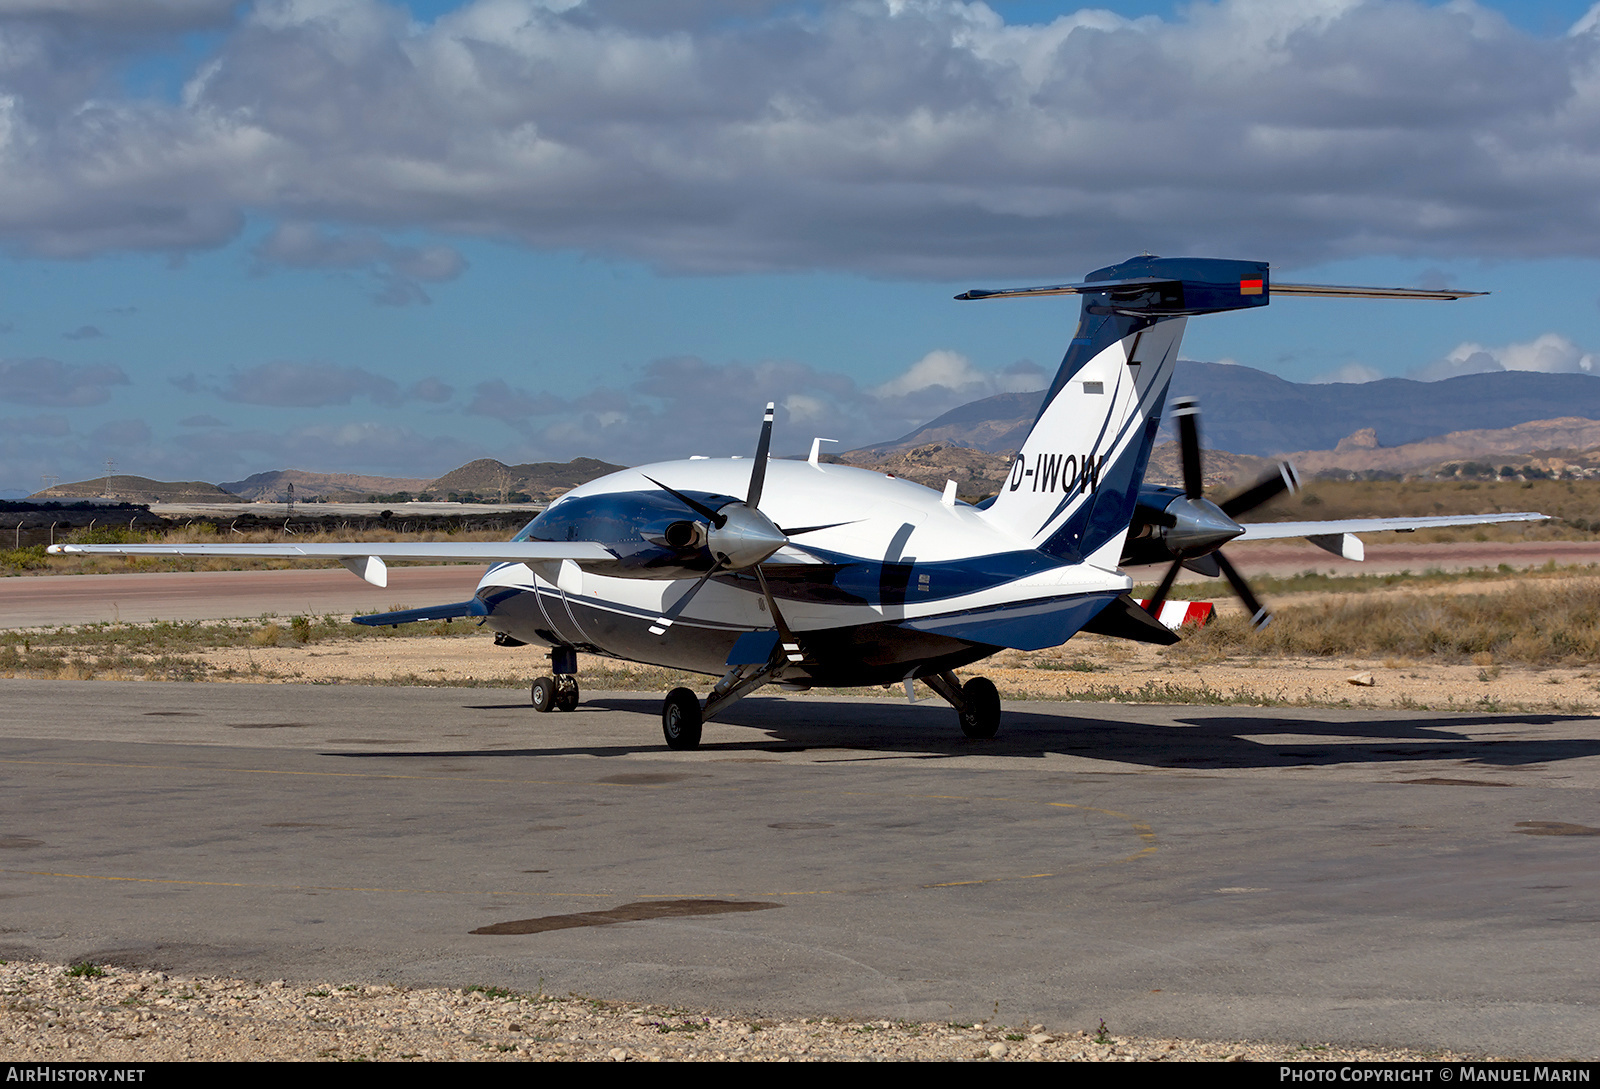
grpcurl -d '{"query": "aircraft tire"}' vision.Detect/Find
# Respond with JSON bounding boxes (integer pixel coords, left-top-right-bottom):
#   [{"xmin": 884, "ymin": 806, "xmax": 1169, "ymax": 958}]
[
  {"xmin": 662, "ymin": 687, "xmax": 703, "ymax": 750},
  {"xmin": 531, "ymin": 676, "xmax": 558, "ymax": 713},
  {"xmin": 555, "ymin": 678, "xmax": 580, "ymax": 712},
  {"xmin": 959, "ymin": 677, "xmax": 1001, "ymax": 739}
]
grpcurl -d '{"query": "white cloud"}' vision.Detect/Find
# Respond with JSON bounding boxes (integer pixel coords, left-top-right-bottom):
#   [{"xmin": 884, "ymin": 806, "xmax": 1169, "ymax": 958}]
[
  {"xmin": 460, "ymin": 348, "xmax": 1040, "ymax": 462},
  {"xmin": 0, "ymin": 357, "xmax": 128, "ymax": 406},
  {"xmin": 171, "ymin": 361, "xmax": 398, "ymax": 406},
  {"xmin": 171, "ymin": 419, "xmax": 484, "ymax": 477},
  {"xmin": 0, "ymin": 1, "xmax": 1597, "ymax": 272},
  {"xmin": 0, "ymin": 0, "xmax": 236, "ymax": 27},
  {"xmin": 253, "ymin": 223, "xmax": 467, "ymax": 306},
  {"xmin": 1310, "ymin": 361, "xmax": 1383, "ymax": 384},
  {"xmin": 1413, "ymin": 332, "xmax": 1598, "ymax": 381},
  {"xmin": 870, "ymin": 349, "xmax": 987, "ymax": 398}
]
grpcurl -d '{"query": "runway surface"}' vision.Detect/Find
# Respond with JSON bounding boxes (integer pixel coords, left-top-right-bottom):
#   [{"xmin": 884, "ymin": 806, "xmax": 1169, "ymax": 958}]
[
  {"xmin": 6, "ymin": 538, "xmax": 1596, "ymax": 629},
  {"xmin": 0, "ymin": 566, "xmax": 475, "ymax": 628},
  {"xmin": 3, "ymin": 679, "xmax": 1597, "ymax": 1056}
]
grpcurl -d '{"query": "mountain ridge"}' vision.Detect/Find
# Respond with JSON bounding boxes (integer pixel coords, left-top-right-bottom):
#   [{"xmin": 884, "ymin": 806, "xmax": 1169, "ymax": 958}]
[{"xmin": 862, "ymin": 362, "xmax": 1600, "ymax": 458}]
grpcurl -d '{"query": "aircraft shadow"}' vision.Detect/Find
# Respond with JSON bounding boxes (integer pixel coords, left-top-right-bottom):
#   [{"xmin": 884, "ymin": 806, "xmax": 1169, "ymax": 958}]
[{"xmin": 330, "ymin": 694, "xmax": 1600, "ymax": 772}]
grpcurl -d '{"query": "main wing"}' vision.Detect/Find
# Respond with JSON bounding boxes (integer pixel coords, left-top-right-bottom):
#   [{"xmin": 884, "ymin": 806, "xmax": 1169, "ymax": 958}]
[
  {"xmin": 1235, "ymin": 511, "xmax": 1546, "ymax": 561},
  {"xmin": 45, "ymin": 541, "xmax": 615, "ymax": 588}
]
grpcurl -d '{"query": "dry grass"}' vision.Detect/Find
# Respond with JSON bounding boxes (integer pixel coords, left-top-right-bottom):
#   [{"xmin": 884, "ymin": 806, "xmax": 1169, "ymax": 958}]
[
  {"xmin": 0, "ymin": 614, "xmax": 478, "ymax": 682},
  {"xmin": 1167, "ymin": 577, "xmax": 1600, "ymax": 665}
]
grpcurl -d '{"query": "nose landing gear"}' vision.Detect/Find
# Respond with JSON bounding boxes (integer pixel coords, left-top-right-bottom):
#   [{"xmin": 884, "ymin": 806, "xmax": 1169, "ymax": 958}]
[{"xmin": 531, "ymin": 647, "xmax": 581, "ymax": 713}]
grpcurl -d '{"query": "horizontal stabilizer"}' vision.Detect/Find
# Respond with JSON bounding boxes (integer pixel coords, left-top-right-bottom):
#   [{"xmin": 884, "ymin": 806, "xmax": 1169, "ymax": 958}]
[
  {"xmin": 353, "ymin": 599, "xmax": 488, "ymax": 627},
  {"xmin": 1271, "ymin": 283, "xmax": 1486, "ymax": 300},
  {"xmin": 958, "ymin": 259, "xmax": 1486, "ymax": 316},
  {"xmin": 955, "ymin": 276, "xmax": 1175, "ymax": 301}
]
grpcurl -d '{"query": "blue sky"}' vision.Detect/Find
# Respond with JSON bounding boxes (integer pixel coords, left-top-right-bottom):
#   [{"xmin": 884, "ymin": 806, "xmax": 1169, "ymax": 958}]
[{"xmin": 4, "ymin": 0, "xmax": 1600, "ymax": 493}]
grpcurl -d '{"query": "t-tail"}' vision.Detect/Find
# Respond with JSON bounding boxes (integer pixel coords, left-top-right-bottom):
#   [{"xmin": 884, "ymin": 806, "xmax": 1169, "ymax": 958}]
[{"xmin": 959, "ymin": 256, "xmax": 1483, "ymax": 567}]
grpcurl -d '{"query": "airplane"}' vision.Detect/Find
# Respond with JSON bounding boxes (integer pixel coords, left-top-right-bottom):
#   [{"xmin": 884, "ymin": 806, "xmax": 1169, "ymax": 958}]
[{"xmin": 50, "ymin": 255, "xmax": 1545, "ymax": 750}]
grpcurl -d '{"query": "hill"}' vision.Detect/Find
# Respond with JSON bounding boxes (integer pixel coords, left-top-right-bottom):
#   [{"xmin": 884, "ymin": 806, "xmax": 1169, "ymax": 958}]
[
  {"xmin": 31, "ymin": 476, "xmax": 244, "ymax": 504},
  {"xmin": 865, "ymin": 363, "xmax": 1600, "ymax": 457},
  {"xmin": 220, "ymin": 469, "xmax": 431, "ymax": 502},
  {"xmin": 1286, "ymin": 418, "xmax": 1600, "ymax": 478},
  {"xmin": 424, "ymin": 458, "xmax": 626, "ymax": 502}
]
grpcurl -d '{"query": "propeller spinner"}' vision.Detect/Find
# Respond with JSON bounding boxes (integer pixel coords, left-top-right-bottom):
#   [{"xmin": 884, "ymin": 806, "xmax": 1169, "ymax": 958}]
[{"xmin": 1142, "ymin": 397, "xmax": 1298, "ymax": 629}]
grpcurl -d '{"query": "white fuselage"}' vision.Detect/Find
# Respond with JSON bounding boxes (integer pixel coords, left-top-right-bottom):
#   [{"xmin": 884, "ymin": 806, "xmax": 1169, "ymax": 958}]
[{"xmin": 475, "ymin": 458, "xmax": 1132, "ymax": 681}]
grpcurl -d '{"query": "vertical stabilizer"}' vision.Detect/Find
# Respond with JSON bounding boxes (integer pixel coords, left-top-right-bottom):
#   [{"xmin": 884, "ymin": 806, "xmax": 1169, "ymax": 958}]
[{"xmin": 963, "ymin": 256, "xmax": 1272, "ymax": 565}]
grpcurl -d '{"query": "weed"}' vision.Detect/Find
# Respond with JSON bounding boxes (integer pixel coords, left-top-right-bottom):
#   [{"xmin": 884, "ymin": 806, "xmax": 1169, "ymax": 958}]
[
  {"xmin": 465, "ymin": 986, "xmax": 515, "ymax": 999},
  {"xmin": 64, "ymin": 961, "xmax": 104, "ymax": 978},
  {"xmin": 1160, "ymin": 578, "xmax": 1600, "ymax": 667},
  {"xmin": 1033, "ymin": 658, "xmax": 1105, "ymax": 672},
  {"xmin": 1094, "ymin": 1018, "xmax": 1111, "ymax": 1045}
]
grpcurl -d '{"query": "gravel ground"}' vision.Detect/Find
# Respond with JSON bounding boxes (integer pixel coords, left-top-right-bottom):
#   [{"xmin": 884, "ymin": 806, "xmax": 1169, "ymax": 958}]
[
  {"xmin": 168, "ymin": 631, "xmax": 1600, "ymax": 713},
  {"xmin": 1, "ymin": 960, "xmax": 1498, "ymax": 1063}
]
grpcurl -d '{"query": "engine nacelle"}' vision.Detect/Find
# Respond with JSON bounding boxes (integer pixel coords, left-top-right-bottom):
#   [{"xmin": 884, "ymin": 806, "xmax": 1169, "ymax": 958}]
[
  {"xmin": 1120, "ymin": 485, "xmax": 1245, "ymax": 568},
  {"xmin": 513, "ymin": 492, "xmax": 722, "ymax": 579}
]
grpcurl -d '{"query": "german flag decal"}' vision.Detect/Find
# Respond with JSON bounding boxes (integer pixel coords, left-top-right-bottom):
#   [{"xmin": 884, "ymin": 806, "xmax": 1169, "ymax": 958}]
[{"xmin": 1239, "ymin": 278, "xmax": 1264, "ymax": 295}]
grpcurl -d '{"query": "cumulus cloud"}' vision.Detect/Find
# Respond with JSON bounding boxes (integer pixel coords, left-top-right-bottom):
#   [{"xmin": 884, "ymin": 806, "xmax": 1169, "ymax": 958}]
[
  {"xmin": 171, "ymin": 362, "xmax": 460, "ymax": 408},
  {"xmin": 1412, "ymin": 333, "xmax": 1599, "ymax": 381},
  {"xmin": 171, "ymin": 419, "xmax": 484, "ymax": 477},
  {"xmin": 408, "ymin": 376, "xmax": 453, "ymax": 403},
  {"xmin": 1310, "ymin": 362, "xmax": 1384, "ymax": 384},
  {"xmin": 870, "ymin": 349, "xmax": 990, "ymax": 399},
  {"xmin": 175, "ymin": 361, "xmax": 403, "ymax": 406},
  {"xmin": 0, "ymin": 1, "xmax": 1598, "ymax": 273},
  {"xmin": 463, "ymin": 348, "xmax": 1045, "ymax": 462},
  {"xmin": 0, "ymin": 357, "xmax": 128, "ymax": 405},
  {"xmin": 0, "ymin": 1, "xmax": 236, "ymax": 26},
  {"xmin": 253, "ymin": 223, "xmax": 468, "ymax": 306},
  {"xmin": 0, "ymin": 413, "xmax": 68, "ymax": 436}
]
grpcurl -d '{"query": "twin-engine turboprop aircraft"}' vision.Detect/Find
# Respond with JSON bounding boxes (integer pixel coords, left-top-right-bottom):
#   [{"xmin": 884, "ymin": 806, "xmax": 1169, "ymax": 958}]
[{"xmin": 52, "ymin": 256, "xmax": 1543, "ymax": 749}]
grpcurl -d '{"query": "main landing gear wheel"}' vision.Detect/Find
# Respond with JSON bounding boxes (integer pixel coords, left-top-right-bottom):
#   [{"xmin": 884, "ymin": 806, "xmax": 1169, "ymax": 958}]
[
  {"xmin": 662, "ymin": 687, "xmax": 703, "ymax": 750},
  {"xmin": 959, "ymin": 676, "xmax": 1001, "ymax": 739},
  {"xmin": 530, "ymin": 675, "xmax": 558, "ymax": 713},
  {"xmin": 555, "ymin": 677, "xmax": 580, "ymax": 712}
]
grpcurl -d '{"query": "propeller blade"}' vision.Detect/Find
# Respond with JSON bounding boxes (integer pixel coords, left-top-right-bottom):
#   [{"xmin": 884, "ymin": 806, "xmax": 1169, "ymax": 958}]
[
  {"xmin": 1214, "ymin": 551, "xmax": 1271, "ymax": 629},
  {"xmin": 1172, "ymin": 396, "xmax": 1204, "ymax": 499},
  {"xmin": 648, "ymin": 564, "xmax": 722, "ymax": 636},
  {"xmin": 754, "ymin": 566, "xmax": 805, "ymax": 665},
  {"xmin": 1144, "ymin": 558, "xmax": 1184, "ymax": 618},
  {"xmin": 777, "ymin": 520, "xmax": 855, "ymax": 536},
  {"xmin": 643, "ymin": 475, "xmax": 727, "ymax": 528},
  {"xmin": 1218, "ymin": 461, "xmax": 1300, "ymax": 519},
  {"xmin": 747, "ymin": 402, "xmax": 775, "ymax": 509}
]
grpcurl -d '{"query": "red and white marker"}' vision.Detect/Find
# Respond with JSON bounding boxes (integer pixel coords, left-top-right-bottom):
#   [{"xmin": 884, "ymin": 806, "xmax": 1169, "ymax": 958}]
[{"xmin": 1135, "ymin": 600, "xmax": 1215, "ymax": 630}]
